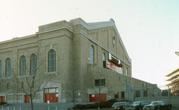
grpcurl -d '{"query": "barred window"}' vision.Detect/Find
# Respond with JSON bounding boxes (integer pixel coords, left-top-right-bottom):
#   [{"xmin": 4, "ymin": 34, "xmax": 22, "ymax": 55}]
[
  {"xmin": 19, "ymin": 55, "xmax": 26, "ymax": 76},
  {"xmin": 5, "ymin": 58, "xmax": 12, "ymax": 77},
  {"xmin": 48, "ymin": 49, "xmax": 56, "ymax": 72},
  {"xmin": 30, "ymin": 54, "xmax": 37, "ymax": 75}
]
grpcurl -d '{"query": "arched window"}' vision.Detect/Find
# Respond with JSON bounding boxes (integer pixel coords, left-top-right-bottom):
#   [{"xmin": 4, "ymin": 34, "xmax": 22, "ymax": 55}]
[
  {"xmin": 30, "ymin": 54, "xmax": 37, "ymax": 75},
  {"xmin": 102, "ymin": 52, "xmax": 106, "ymax": 61},
  {"xmin": 89, "ymin": 45, "xmax": 94, "ymax": 64},
  {"xmin": 112, "ymin": 36, "xmax": 116, "ymax": 47},
  {"xmin": 0, "ymin": 60, "xmax": 2, "ymax": 78},
  {"xmin": 5, "ymin": 58, "xmax": 12, "ymax": 77},
  {"xmin": 19, "ymin": 55, "xmax": 26, "ymax": 76},
  {"xmin": 48, "ymin": 49, "xmax": 56, "ymax": 72}
]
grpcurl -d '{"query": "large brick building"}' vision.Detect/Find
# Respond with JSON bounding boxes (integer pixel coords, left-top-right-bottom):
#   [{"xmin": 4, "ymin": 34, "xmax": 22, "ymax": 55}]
[{"xmin": 0, "ymin": 18, "xmax": 160, "ymax": 103}]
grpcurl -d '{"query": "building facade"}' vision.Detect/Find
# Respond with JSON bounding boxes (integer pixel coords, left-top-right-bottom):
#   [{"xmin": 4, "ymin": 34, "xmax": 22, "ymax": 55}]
[
  {"xmin": 167, "ymin": 69, "xmax": 179, "ymax": 96},
  {"xmin": 0, "ymin": 18, "xmax": 160, "ymax": 103}
]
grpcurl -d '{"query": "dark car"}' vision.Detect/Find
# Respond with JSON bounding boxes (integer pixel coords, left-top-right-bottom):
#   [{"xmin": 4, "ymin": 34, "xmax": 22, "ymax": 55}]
[
  {"xmin": 131, "ymin": 101, "xmax": 150, "ymax": 110},
  {"xmin": 72, "ymin": 99, "xmax": 119, "ymax": 109}
]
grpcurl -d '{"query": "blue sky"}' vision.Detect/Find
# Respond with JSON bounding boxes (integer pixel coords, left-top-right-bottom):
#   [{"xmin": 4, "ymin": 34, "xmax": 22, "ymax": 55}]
[{"xmin": 0, "ymin": 0, "xmax": 179, "ymax": 88}]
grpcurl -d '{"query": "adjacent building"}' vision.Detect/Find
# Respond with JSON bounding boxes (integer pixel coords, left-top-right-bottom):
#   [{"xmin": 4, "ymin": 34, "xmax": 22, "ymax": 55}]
[
  {"xmin": 167, "ymin": 69, "xmax": 179, "ymax": 96},
  {"xmin": 0, "ymin": 18, "xmax": 160, "ymax": 104}
]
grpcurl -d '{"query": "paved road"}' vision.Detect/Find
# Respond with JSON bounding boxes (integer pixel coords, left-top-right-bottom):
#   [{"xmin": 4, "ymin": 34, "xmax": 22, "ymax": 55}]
[
  {"xmin": 0, "ymin": 104, "xmax": 178, "ymax": 110},
  {"xmin": 0, "ymin": 103, "xmax": 73, "ymax": 110}
]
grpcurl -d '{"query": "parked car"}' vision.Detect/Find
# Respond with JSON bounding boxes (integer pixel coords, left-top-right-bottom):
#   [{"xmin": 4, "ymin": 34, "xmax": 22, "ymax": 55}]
[
  {"xmin": 72, "ymin": 99, "xmax": 119, "ymax": 109},
  {"xmin": 99, "ymin": 99, "xmax": 119, "ymax": 108},
  {"xmin": 143, "ymin": 100, "xmax": 172, "ymax": 110},
  {"xmin": 131, "ymin": 101, "xmax": 150, "ymax": 110},
  {"xmin": 72, "ymin": 102, "xmax": 96, "ymax": 109},
  {"xmin": 112, "ymin": 101, "xmax": 133, "ymax": 110}
]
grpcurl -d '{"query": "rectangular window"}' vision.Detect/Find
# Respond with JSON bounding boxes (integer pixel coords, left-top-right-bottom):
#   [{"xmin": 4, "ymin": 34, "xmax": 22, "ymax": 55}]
[
  {"xmin": 95, "ymin": 79, "xmax": 105, "ymax": 86},
  {"xmin": 102, "ymin": 52, "xmax": 106, "ymax": 61},
  {"xmin": 143, "ymin": 90, "xmax": 148, "ymax": 97},
  {"xmin": 44, "ymin": 87, "xmax": 58, "ymax": 93},
  {"xmin": 121, "ymin": 91, "xmax": 125, "ymax": 99},
  {"xmin": 135, "ymin": 90, "xmax": 141, "ymax": 97},
  {"xmin": 48, "ymin": 49, "xmax": 56, "ymax": 72},
  {"xmin": 89, "ymin": 45, "xmax": 94, "ymax": 64}
]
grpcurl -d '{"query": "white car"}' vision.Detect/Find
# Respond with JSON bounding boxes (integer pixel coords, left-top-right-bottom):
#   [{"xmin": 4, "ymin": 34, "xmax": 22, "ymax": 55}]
[
  {"xmin": 112, "ymin": 101, "xmax": 133, "ymax": 110},
  {"xmin": 143, "ymin": 101, "xmax": 166, "ymax": 110},
  {"xmin": 131, "ymin": 101, "xmax": 150, "ymax": 110}
]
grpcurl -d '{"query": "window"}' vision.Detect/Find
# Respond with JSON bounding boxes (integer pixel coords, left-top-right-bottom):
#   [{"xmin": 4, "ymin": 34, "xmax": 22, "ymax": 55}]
[
  {"xmin": 89, "ymin": 45, "xmax": 94, "ymax": 64},
  {"xmin": 21, "ymin": 82, "xmax": 24, "ymax": 88},
  {"xmin": 112, "ymin": 36, "xmax": 116, "ymax": 47},
  {"xmin": 0, "ymin": 60, "xmax": 2, "ymax": 78},
  {"xmin": 143, "ymin": 90, "xmax": 148, "ymax": 97},
  {"xmin": 125, "ymin": 68, "xmax": 128, "ymax": 76},
  {"xmin": 121, "ymin": 91, "xmax": 125, "ymax": 99},
  {"xmin": 135, "ymin": 90, "xmax": 141, "ymax": 97},
  {"xmin": 30, "ymin": 54, "xmax": 37, "ymax": 75},
  {"xmin": 95, "ymin": 79, "xmax": 105, "ymax": 86},
  {"xmin": 102, "ymin": 52, "xmax": 106, "ymax": 61},
  {"xmin": 44, "ymin": 87, "xmax": 59, "ymax": 93},
  {"xmin": 102, "ymin": 52, "xmax": 106, "ymax": 68},
  {"xmin": 19, "ymin": 55, "xmax": 26, "ymax": 76},
  {"xmin": 5, "ymin": 58, "xmax": 12, "ymax": 77},
  {"xmin": 48, "ymin": 49, "xmax": 56, "ymax": 72},
  {"xmin": 7, "ymin": 82, "xmax": 10, "ymax": 89}
]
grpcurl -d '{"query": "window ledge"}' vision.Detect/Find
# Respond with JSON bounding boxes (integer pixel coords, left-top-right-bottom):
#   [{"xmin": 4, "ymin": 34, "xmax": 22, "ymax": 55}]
[{"xmin": 46, "ymin": 71, "xmax": 58, "ymax": 75}]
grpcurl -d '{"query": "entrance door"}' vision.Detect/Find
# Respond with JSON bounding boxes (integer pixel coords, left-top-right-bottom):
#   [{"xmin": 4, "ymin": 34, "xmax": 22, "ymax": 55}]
[
  {"xmin": 44, "ymin": 93, "xmax": 58, "ymax": 103},
  {"xmin": 43, "ymin": 87, "xmax": 59, "ymax": 103},
  {"xmin": 24, "ymin": 95, "xmax": 30, "ymax": 103},
  {"xmin": 0, "ymin": 96, "xmax": 5, "ymax": 103}
]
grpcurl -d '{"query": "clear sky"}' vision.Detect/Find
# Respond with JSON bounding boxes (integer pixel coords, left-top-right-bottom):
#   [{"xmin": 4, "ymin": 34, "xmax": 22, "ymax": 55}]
[{"xmin": 0, "ymin": 0, "xmax": 179, "ymax": 89}]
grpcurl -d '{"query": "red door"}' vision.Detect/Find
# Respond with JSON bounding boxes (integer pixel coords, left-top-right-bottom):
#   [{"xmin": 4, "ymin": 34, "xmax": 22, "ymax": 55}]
[
  {"xmin": 0, "ymin": 96, "xmax": 5, "ymax": 103},
  {"xmin": 89, "ymin": 94, "xmax": 96, "ymax": 102},
  {"xmin": 44, "ymin": 93, "xmax": 58, "ymax": 103},
  {"xmin": 89, "ymin": 94, "xmax": 107, "ymax": 102},
  {"xmin": 24, "ymin": 95, "xmax": 30, "ymax": 103}
]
